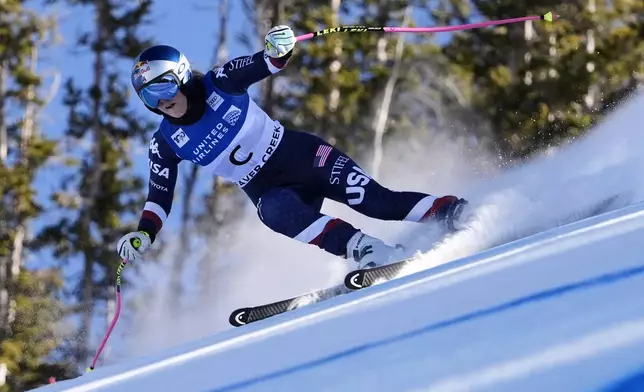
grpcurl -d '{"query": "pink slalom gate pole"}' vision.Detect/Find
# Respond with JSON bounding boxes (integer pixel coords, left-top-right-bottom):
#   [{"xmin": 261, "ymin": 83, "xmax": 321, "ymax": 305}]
[
  {"xmin": 296, "ymin": 12, "xmax": 557, "ymax": 42},
  {"xmin": 86, "ymin": 259, "xmax": 128, "ymax": 373}
]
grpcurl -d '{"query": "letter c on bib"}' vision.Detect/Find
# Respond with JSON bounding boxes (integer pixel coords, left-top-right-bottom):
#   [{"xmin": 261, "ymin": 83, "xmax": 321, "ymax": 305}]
[{"xmin": 229, "ymin": 145, "xmax": 253, "ymax": 166}]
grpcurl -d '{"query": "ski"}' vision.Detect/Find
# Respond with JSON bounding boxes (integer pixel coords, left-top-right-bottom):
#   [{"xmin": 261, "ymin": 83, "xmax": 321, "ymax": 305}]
[
  {"xmin": 231, "ymin": 195, "xmax": 628, "ymax": 324},
  {"xmin": 344, "ymin": 257, "xmax": 417, "ymax": 290},
  {"xmin": 229, "ymin": 284, "xmax": 350, "ymax": 327}
]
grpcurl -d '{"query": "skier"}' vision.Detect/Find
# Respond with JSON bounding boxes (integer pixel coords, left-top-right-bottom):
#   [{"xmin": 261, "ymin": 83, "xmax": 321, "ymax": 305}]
[{"xmin": 117, "ymin": 25, "xmax": 468, "ymax": 269}]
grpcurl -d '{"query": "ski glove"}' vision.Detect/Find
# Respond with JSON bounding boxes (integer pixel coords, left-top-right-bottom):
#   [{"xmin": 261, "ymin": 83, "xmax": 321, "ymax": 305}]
[
  {"xmin": 426, "ymin": 195, "xmax": 469, "ymax": 231},
  {"xmin": 117, "ymin": 231, "xmax": 151, "ymax": 261},
  {"xmin": 265, "ymin": 25, "xmax": 296, "ymax": 58}
]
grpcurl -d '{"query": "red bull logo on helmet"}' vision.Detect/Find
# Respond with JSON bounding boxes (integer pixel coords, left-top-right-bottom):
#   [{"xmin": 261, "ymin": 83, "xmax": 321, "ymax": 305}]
[
  {"xmin": 134, "ymin": 60, "xmax": 150, "ymax": 73},
  {"xmin": 132, "ymin": 60, "xmax": 151, "ymax": 88}
]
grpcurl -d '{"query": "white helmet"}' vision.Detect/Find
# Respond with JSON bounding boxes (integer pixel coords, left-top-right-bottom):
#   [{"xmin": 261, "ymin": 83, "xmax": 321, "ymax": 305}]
[{"xmin": 131, "ymin": 45, "xmax": 192, "ymax": 109}]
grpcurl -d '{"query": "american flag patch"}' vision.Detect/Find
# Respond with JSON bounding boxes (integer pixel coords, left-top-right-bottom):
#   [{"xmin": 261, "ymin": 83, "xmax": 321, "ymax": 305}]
[{"xmin": 313, "ymin": 145, "xmax": 333, "ymax": 167}]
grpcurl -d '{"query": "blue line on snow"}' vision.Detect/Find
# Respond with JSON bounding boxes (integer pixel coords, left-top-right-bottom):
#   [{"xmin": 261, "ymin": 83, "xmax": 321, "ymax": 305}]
[
  {"xmin": 210, "ymin": 264, "xmax": 644, "ymax": 392},
  {"xmin": 600, "ymin": 367, "xmax": 644, "ymax": 392}
]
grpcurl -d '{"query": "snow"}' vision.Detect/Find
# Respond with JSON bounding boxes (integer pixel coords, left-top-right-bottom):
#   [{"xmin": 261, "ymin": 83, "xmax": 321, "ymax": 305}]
[
  {"xmin": 32, "ymin": 92, "xmax": 644, "ymax": 391},
  {"xmin": 34, "ymin": 199, "xmax": 644, "ymax": 392}
]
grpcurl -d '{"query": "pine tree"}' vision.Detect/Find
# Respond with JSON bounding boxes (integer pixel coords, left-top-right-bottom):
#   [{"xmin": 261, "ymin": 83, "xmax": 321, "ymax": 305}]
[
  {"xmin": 1, "ymin": 270, "xmax": 77, "ymax": 390},
  {"xmin": 35, "ymin": 0, "xmax": 155, "ymax": 365},
  {"xmin": 438, "ymin": 0, "xmax": 644, "ymax": 158},
  {"xmin": 0, "ymin": 2, "xmax": 76, "ymax": 389}
]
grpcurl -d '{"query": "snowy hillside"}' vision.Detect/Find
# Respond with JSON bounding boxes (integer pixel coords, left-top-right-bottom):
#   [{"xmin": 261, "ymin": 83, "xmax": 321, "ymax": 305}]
[
  {"xmin": 32, "ymin": 92, "xmax": 644, "ymax": 391},
  {"xmin": 33, "ymin": 199, "xmax": 644, "ymax": 392}
]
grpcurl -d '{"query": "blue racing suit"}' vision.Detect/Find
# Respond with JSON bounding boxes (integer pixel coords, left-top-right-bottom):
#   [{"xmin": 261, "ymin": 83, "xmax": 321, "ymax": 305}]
[{"xmin": 138, "ymin": 49, "xmax": 445, "ymax": 257}]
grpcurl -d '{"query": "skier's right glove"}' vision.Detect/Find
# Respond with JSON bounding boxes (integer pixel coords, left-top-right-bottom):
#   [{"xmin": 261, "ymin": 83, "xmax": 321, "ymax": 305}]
[{"xmin": 116, "ymin": 231, "xmax": 151, "ymax": 261}]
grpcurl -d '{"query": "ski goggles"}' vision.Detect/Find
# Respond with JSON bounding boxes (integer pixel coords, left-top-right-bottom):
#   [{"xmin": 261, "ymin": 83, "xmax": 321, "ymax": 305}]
[{"xmin": 135, "ymin": 73, "xmax": 180, "ymax": 108}]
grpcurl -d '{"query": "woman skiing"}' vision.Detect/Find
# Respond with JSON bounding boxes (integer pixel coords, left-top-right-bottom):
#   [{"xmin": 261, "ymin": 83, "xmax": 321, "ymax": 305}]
[{"xmin": 117, "ymin": 25, "xmax": 468, "ymax": 269}]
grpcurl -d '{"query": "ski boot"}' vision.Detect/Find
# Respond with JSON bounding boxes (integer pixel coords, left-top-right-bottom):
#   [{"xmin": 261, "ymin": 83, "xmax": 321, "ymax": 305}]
[
  {"xmin": 346, "ymin": 231, "xmax": 403, "ymax": 269},
  {"xmin": 423, "ymin": 195, "xmax": 469, "ymax": 231}
]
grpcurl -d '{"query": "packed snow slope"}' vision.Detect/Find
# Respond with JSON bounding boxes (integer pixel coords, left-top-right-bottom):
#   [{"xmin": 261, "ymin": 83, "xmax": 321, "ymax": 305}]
[
  {"xmin": 35, "ymin": 199, "xmax": 644, "ymax": 392},
  {"xmin": 34, "ymin": 92, "xmax": 644, "ymax": 392}
]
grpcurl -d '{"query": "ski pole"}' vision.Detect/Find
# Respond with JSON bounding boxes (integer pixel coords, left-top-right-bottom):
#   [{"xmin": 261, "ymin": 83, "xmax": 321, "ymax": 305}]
[
  {"xmin": 86, "ymin": 259, "xmax": 128, "ymax": 373},
  {"xmin": 296, "ymin": 12, "xmax": 557, "ymax": 41}
]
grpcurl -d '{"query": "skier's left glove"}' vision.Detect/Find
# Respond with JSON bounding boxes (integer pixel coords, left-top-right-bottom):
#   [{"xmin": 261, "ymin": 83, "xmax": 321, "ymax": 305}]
[
  {"xmin": 116, "ymin": 231, "xmax": 151, "ymax": 261},
  {"xmin": 425, "ymin": 195, "xmax": 469, "ymax": 230},
  {"xmin": 265, "ymin": 25, "xmax": 296, "ymax": 58}
]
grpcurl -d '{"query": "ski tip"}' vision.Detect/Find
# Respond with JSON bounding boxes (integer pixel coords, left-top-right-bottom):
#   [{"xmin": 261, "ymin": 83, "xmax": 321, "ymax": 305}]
[
  {"xmin": 542, "ymin": 12, "xmax": 557, "ymax": 22},
  {"xmin": 344, "ymin": 269, "xmax": 366, "ymax": 291},
  {"xmin": 229, "ymin": 307, "xmax": 252, "ymax": 327}
]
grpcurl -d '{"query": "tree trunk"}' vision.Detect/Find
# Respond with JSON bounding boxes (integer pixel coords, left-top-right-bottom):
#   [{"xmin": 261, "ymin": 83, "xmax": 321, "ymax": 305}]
[
  {"xmin": 211, "ymin": 0, "xmax": 228, "ymax": 67},
  {"xmin": 0, "ymin": 58, "xmax": 9, "ymax": 339},
  {"xmin": 374, "ymin": 0, "xmax": 391, "ymax": 64},
  {"xmin": 78, "ymin": 2, "xmax": 107, "ymax": 363},
  {"xmin": 10, "ymin": 46, "xmax": 38, "ymax": 292},
  {"xmin": 371, "ymin": 6, "xmax": 411, "ymax": 179},
  {"xmin": 0, "ymin": 60, "xmax": 6, "ymax": 162},
  {"xmin": 328, "ymin": 0, "xmax": 341, "ymax": 112},
  {"xmin": 320, "ymin": 0, "xmax": 342, "ymax": 138}
]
